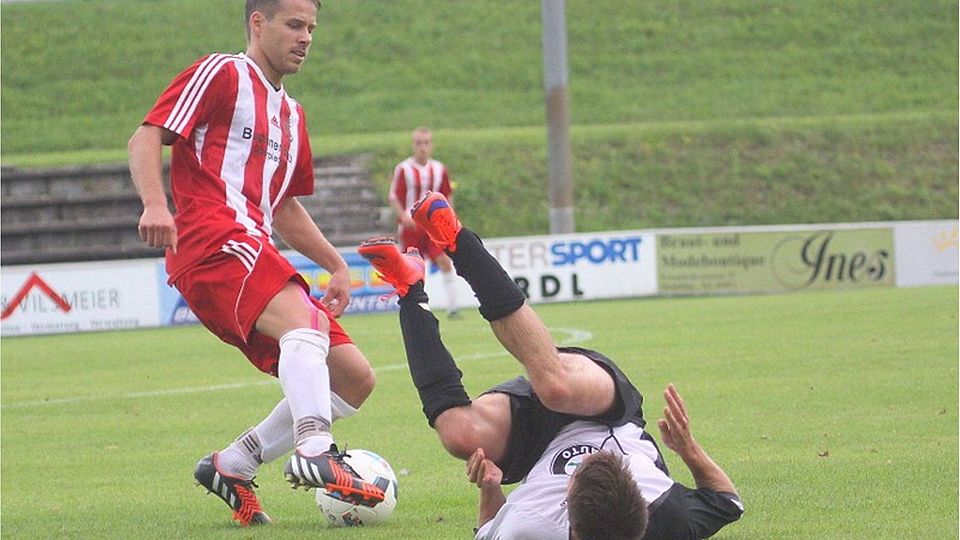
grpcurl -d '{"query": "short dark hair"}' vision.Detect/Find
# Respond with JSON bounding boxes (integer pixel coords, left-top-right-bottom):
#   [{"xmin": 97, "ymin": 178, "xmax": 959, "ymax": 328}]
[
  {"xmin": 567, "ymin": 452, "xmax": 648, "ymax": 540},
  {"xmin": 245, "ymin": 0, "xmax": 322, "ymax": 40}
]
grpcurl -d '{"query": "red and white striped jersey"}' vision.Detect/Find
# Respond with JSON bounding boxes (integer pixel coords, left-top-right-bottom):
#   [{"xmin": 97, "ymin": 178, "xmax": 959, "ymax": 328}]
[
  {"xmin": 389, "ymin": 157, "xmax": 452, "ymax": 212},
  {"xmin": 143, "ymin": 53, "xmax": 315, "ymax": 282}
]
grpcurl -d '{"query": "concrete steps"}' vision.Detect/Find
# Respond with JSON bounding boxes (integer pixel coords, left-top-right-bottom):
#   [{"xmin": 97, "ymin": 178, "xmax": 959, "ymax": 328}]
[{"xmin": 1, "ymin": 154, "xmax": 392, "ymax": 266}]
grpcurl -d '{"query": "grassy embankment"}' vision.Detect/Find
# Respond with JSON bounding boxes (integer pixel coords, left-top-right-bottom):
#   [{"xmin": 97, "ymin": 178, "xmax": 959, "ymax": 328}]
[{"xmin": 2, "ymin": 0, "xmax": 956, "ymax": 237}]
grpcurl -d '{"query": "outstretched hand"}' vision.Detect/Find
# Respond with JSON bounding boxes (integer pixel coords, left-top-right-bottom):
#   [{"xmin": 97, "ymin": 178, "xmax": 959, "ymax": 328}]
[
  {"xmin": 656, "ymin": 383, "xmax": 739, "ymax": 494},
  {"xmin": 656, "ymin": 383, "xmax": 699, "ymax": 458}
]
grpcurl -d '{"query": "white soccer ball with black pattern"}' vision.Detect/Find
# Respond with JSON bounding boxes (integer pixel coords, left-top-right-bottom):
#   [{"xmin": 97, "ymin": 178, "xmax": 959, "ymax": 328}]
[{"xmin": 315, "ymin": 449, "xmax": 398, "ymax": 526}]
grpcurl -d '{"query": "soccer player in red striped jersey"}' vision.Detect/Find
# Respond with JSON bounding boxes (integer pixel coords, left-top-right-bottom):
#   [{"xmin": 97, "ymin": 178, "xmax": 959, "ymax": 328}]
[
  {"xmin": 128, "ymin": 0, "xmax": 384, "ymax": 526},
  {"xmin": 388, "ymin": 127, "xmax": 462, "ymax": 318}
]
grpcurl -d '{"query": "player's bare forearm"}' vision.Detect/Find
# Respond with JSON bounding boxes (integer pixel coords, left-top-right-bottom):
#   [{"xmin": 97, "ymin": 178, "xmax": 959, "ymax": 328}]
[
  {"xmin": 128, "ymin": 125, "xmax": 169, "ymax": 208},
  {"xmin": 677, "ymin": 444, "xmax": 738, "ymax": 495},
  {"xmin": 274, "ymin": 198, "xmax": 348, "ymax": 274},
  {"xmin": 477, "ymin": 485, "xmax": 506, "ymax": 529},
  {"xmin": 389, "ymin": 197, "xmax": 414, "ymax": 227},
  {"xmin": 389, "ymin": 197, "xmax": 404, "ymax": 217},
  {"xmin": 467, "ymin": 449, "xmax": 506, "ymax": 529},
  {"xmin": 274, "ymin": 198, "xmax": 351, "ymax": 316},
  {"xmin": 129, "ymin": 125, "xmax": 178, "ymax": 251}
]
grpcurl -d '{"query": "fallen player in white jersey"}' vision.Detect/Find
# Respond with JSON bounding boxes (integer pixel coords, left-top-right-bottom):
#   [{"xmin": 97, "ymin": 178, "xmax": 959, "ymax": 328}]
[{"xmin": 359, "ymin": 192, "xmax": 744, "ymax": 539}]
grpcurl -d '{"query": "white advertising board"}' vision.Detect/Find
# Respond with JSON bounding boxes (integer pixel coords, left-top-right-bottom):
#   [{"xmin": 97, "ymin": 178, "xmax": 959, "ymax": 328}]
[
  {"xmin": 425, "ymin": 231, "xmax": 658, "ymax": 309},
  {"xmin": 1, "ymin": 260, "xmax": 160, "ymax": 336},
  {"xmin": 1, "ymin": 221, "xmax": 954, "ymax": 337},
  {"xmin": 894, "ymin": 220, "xmax": 959, "ymax": 287}
]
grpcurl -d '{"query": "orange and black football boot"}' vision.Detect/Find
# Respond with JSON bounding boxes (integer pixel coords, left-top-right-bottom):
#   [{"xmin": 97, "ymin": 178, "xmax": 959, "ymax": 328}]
[
  {"xmin": 194, "ymin": 453, "xmax": 271, "ymax": 526},
  {"xmin": 283, "ymin": 444, "xmax": 386, "ymax": 507},
  {"xmin": 358, "ymin": 237, "xmax": 425, "ymax": 298},
  {"xmin": 410, "ymin": 191, "xmax": 462, "ymax": 252}
]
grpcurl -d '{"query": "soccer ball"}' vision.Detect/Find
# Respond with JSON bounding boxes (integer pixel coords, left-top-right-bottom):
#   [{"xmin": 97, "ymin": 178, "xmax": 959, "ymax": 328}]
[{"xmin": 315, "ymin": 449, "xmax": 398, "ymax": 526}]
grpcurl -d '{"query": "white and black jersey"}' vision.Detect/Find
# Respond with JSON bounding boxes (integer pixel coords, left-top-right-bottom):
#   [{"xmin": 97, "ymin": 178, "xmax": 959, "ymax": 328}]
[
  {"xmin": 475, "ymin": 348, "xmax": 744, "ymax": 540},
  {"xmin": 474, "ymin": 421, "xmax": 743, "ymax": 540}
]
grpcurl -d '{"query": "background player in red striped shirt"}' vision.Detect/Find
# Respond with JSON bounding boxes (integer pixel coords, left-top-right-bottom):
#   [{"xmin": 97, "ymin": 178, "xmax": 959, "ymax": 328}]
[
  {"xmin": 388, "ymin": 127, "xmax": 462, "ymax": 319},
  {"xmin": 127, "ymin": 0, "xmax": 385, "ymax": 526}
]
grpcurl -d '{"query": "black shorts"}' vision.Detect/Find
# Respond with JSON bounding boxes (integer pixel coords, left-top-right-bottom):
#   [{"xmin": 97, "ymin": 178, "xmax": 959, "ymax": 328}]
[{"xmin": 483, "ymin": 347, "xmax": 646, "ymax": 484}]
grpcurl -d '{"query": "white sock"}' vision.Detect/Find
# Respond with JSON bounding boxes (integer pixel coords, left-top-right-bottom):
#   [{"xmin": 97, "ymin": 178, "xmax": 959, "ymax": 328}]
[
  {"xmin": 443, "ymin": 270, "xmax": 458, "ymax": 313},
  {"xmin": 253, "ymin": 393, "xmax": 358, "ymax": 464},
  {"xmin": 331, "ymin": 392, "xmax": 359, "ymax": 421},
  {"xmin": 217, "ymin": 428, "xmax": 262, "ymax": 479},
  {"xmin": 255, "ymin": 399, "xmax": 295, "ymax": 464},
  {"xmin": 278, "ymin": 328, "xmax": 334, "ymax": 455}
]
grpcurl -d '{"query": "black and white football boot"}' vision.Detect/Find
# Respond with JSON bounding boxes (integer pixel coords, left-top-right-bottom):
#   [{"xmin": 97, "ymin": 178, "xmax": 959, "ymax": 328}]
[{"xmin": 193, "ymin": 453, "xmax": 271, "ymax": 526}]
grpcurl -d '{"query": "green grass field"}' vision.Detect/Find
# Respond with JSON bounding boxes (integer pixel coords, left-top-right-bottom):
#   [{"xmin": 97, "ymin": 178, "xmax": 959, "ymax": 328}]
[
  {"xmin": 2, "ymin": 286, "xmax": 957, "ymax": 539},
  {"xmin": 0, "ymin": 1, "xmax": 957, "ymax": 536}
]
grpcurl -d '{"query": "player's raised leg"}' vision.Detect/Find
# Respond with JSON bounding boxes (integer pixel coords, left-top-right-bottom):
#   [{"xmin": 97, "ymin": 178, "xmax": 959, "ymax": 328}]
[
  {"xmin": 359, "ymin": 239, "xmax": 511, "ymax": 462},
  {"xmin": 411, "ymin": 193, "xmax": 615, "ymax": 417}
]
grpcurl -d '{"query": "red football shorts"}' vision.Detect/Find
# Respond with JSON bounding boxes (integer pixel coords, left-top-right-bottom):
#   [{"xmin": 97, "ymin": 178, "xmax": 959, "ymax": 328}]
[
  {"xmin": 398, "ymin": 224, "xmax": 446, "ymax": 260},
  {"xmin": 174, "ymin": 237, "xmax": 352, "ymax": 377}
]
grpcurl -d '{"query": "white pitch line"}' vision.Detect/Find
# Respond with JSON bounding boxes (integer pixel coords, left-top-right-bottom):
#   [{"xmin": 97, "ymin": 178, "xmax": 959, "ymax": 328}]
[
  {"xmin": 3, "ymin": 381, "xmax": 280, "ymax": 409},
  {"xmin": 2, "ymin": 327, "xmax": 593, "ymax": 409}
]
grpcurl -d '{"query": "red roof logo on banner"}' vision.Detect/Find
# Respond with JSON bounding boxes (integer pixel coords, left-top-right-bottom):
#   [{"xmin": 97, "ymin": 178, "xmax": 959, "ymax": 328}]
[{"xmin": 1, "ymin": 272, "xmax": 72, "ymax": 320}]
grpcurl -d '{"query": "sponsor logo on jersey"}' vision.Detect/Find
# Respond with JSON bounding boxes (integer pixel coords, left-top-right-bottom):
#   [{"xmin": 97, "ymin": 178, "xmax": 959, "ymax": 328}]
[
  {"xmin": 241, "ymin": 127, "xmax": 293, "ymax": 164},
  {"xmin": 550, "ymin": 444, "xmax": 601, "ymax": 476}
]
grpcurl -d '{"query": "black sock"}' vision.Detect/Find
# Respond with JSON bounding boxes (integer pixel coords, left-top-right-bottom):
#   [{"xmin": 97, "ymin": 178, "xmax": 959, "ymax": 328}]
[
  {"xmin": 399, "ymin": 282, "xmax": 471, "ymax": 427},
  {"xmin": 447, "ymin": 228, "xmax": 525, "ymax": 322}
]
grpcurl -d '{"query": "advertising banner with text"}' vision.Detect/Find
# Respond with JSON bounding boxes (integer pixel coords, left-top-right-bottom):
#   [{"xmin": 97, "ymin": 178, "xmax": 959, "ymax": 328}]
[
  {"xmin": 155, "ymin": 249, "xmax": 400, "ymax": 327},
  {"xmin": 425, "ymin": 231, "xmax": 658, "ymax": 308},
  {"xmin": 3, "ymin": 221, "xmax": 953, "ymax": 337},
  {"xmin": 657, "ymin": 227, "xmax": 896, "ymax": 294},
  {"xmin": 1, "ymin": 260, "xmax": 160, "ymax": 336}
]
